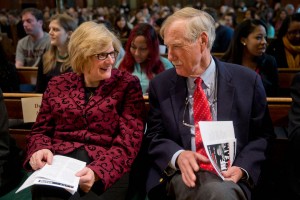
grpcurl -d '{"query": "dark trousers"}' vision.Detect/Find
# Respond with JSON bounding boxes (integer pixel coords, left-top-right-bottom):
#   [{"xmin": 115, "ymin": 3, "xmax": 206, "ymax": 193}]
[{"xmin": 165, "ymin": 170, "xmax": 247, "ymax": 200}]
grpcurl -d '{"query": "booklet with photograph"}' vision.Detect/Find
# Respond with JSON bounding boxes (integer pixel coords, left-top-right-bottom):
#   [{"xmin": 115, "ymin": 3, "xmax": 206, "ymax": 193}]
[
  {"xmin": 199, "ymin": 121, "xmax": 236, "ymax": 179},
  {"xmin": 16, "ymin": 155, "xmax": 86, "ymax": 194}
]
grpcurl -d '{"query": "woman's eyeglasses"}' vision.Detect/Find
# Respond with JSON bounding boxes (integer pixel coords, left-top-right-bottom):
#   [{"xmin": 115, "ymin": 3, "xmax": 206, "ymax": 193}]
[{"xmin": 94, "ymin": 50, "xmax": 119, "ymax": 60}]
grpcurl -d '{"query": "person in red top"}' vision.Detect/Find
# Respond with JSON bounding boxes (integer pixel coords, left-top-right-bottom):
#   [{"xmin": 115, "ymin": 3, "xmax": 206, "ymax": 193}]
[{"xmin": 23, "ymin": 21, "xmax": 145, "ymax": 200}]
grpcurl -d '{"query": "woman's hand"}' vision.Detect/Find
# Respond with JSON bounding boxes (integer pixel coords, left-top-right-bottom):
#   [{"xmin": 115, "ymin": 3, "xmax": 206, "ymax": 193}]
[
  {"xmin": 76, "ymin": 167, "xmax": 99, "ymax": 193},
  {"xmin": 29, "ymin": 149, "xmax": 53, "ymax": 170}
]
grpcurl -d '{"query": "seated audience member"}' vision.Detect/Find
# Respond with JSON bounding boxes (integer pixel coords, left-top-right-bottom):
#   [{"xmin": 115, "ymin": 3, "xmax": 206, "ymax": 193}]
[
  {"xmin": 222, "ymin": 19, "xmax": 279, "ymax": 96},
  {"xmin": 244, "ymin": 7, "xmax": 256, "ymax": 20},
  {"xmin": 36, "ymin": 14, "xmax": 77, "ymax": 93},
  {"xmin": 203, "ymin": 7, "xmax": 234, "ymax": 53},
  {"xmin": 115, "ymin": 23, "xmax": 173, "ymax": 94},
  {"xmin": 223, "ymin": 11, "xmax": 237, "ymax": 29},
  {"xmin": 288, "ymin": 72, "xmax": 300, "ymax": 199},
  {"xmin": 15, "ymin": 8, "xmax": 50, "ymax": 68},
  {"xmin": 0, "ymin": 88, "xmax": 24, "ymax": 196},
  {"xmin": 273, "ymin": 8, "xmax": 288, "ymax": 35},
  {"xmin": 23, "ymin": 21, "xmax": 145, "ymax": 200},
  {"xmin": 114, "ymin": 14, "xmax": 132, "ymax": 39},
  {"xmin": 0, "ymin": 42, "xmax": 19, "ymax": 92},
  {"xmin": 267, "ymin": 13, "xmax": 300, "ymax": 68},
  {"xmin": 133, "ymin": 7, "xmax": 274, "ymax": 200}
]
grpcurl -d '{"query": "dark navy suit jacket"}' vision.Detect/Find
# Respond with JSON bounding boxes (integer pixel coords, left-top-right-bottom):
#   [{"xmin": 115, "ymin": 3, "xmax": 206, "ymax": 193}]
[{"xmin": 145, "ymin": 57, "xmax": 275, "ymax": 199}]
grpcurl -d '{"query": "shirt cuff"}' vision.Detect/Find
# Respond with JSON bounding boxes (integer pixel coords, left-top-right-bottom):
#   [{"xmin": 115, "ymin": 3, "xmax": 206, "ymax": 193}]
[
  {"xmin": 239, "ymin": 167, "xmax": 249, "ymax": 181},
  {"xmin": 170, "ymin": 150, "xmax": 185, "ymax": 169}
]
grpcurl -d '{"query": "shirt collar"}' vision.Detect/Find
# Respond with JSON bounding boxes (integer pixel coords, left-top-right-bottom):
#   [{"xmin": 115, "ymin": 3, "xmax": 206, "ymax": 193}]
[{"xmin": 187, "ymin": 57, "xmax": 216, "ymax": 90}]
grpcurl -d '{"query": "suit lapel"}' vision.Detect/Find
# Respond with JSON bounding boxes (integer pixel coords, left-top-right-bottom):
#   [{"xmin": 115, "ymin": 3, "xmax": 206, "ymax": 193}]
[
  {"xmin": 169, "ymin": 74, "xmax": 192, "ymax": 149},
  {"xmin": 215, "ymin": 59, "xmax": 235, "ymax": 121}
]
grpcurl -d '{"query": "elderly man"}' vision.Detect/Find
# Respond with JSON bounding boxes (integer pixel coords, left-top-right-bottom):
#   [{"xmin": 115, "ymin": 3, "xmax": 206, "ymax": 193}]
[{"xmin": 142, "ymin": 7, "xmax": 274, "ymax": 200}]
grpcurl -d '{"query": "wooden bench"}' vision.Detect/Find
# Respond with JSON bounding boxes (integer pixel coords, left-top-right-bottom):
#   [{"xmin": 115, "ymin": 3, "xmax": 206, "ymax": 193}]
[
  {"xmin": 4, "ymin": 93, "xmax": 291, "ymax": 150},
  {"xmin": 4, "ymin": 93, "xmax": 42, "ymax": 151},
  {"xmin": 17, "ymin": 67, "xmax": 38, "ymax": 85},
  {"xmin": 278, "ymin": 68, "xmax": 300, "ymax": 96}
]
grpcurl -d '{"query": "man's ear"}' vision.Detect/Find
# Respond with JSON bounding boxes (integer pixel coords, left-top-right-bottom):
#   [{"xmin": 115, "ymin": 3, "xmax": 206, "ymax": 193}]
[
  {"xmin": 38, "ymin": 20, "xmax": 43, "ymax": 27},
  {"xmin": 198, "ymin": 32, "xmax": 208, "ymax": 50}
]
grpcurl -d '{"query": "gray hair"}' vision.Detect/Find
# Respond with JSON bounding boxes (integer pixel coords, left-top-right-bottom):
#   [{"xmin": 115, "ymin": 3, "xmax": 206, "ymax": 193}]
[{"xmin": 160, "ymin": 7, "xmax": 216, "ymax": 50}]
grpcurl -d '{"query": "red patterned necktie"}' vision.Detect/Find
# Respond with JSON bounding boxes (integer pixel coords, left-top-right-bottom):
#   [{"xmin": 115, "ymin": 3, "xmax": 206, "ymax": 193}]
[{"xmin": 193, "ymin": 77, "xmax": 216, "ymax": 174}]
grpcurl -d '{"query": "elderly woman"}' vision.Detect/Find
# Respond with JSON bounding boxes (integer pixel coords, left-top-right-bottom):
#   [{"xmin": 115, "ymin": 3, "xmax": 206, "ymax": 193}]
[{"xmin": 23, "ymin": 21, "xmax": 145, "ymax": 200}]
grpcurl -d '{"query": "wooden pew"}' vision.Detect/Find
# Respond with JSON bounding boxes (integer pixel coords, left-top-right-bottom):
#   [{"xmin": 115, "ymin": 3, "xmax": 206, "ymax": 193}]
[
  {"xmin": 267, "ymin": 97, "xmax": 291, "ymax": 128},
  {"xmin": 3, "ymin": 93, "xmax": 292, "ymax": 154},
  {"xmin": 17, "ymin": 66, "xmax": 38, "ymax": 85},
  {"xmin": 278, "ymin": 68, "xmax": 300, "ymax": 96},
  {"xmin": 4, "ymin": 93, "xmax": 42, "ymax": 151}
]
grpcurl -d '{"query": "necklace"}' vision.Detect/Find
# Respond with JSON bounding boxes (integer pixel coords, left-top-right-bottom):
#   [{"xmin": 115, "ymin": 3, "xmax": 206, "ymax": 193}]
[
  {"xmin": 56, "ymin": 51, "xmax": 69, "ymax": 60},
  {"xmin": 85, "ymin": 87, "xmax": 96, "ymax": 102}
]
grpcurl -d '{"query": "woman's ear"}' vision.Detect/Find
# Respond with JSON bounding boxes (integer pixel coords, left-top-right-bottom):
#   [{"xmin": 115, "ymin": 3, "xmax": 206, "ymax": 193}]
[
  {"xmin": 240, "ymin": 38, "xmax": 246, "ymax": 46},
  {"xmin": 67, "ymin": 31, "xmax": 73, "ymax": 39}
]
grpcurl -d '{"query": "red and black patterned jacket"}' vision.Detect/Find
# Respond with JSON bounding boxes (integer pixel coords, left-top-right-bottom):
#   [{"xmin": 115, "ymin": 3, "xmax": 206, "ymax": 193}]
[{"xmin": 23, "ymin": 69, "xmax": 145, "ymax": 191}]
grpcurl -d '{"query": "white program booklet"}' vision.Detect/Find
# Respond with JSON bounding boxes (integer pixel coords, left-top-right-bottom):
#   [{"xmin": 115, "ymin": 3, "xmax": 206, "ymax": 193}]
[
  {"xmin": 16, "ymin": 155, "xmax": 86, "ymax": 194},
  {"xmin": 199, "ymin": 121, "xmax": 236, "ymax": 180}
]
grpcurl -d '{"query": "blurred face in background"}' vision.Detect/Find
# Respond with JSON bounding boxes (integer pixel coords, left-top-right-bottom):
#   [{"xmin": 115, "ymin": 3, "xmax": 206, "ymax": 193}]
[
  {"xmin": 130, "ymin": 36, "xmax": 149, "ymax": 64},
  {"xmin": 22, "ymin": 12, "xmax": 42, "ymax": 36},
  {"xmin": 49, "ymin": 19, "xmax": 70, "ymax": 48},
  {"xmin": 287, "ymin": 21, "xmax": 300, "ymax": 45},
  {"xmin": 117, "ymin": 17, "xmax": 126, "ymax": 29},
  {"xmin": 242, "ymin": 25, "xmax": 267, "ymax": 57}
]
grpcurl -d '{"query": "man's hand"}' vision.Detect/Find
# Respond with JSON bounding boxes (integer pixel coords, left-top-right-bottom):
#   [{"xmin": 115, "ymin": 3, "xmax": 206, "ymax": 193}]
[
  {"xmin": 222, "ymin": 166, "xmax": 244, "ymax": 183},
  {"xmin": 76, "ymin": 167, "xmax": 98, "ymax": 193},
  {"xmin": 29, "ymin": 149, "xmax": 53, "ymax": 170},
  {"xmin": 176, "ymin": 150, "xmax": 209, "ymax": 187}
]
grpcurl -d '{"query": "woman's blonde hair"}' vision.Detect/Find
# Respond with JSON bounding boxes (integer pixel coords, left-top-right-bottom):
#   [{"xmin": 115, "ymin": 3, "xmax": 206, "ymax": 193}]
[
  {"xmin": 69, "ymin": 21, "xmax": 121, "ymax": 74},
  {"xmin": 43, "ymin": 14, "xmax": 77, "ymax": 74}
]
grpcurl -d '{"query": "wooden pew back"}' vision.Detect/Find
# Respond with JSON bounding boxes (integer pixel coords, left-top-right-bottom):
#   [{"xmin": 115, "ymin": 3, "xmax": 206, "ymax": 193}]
[
  {"xmin": 278, "ymin": 68, "xmax": 300, "ymax": 96},
  {"xmin": 17, "ymin": 67, "xmax": 38, "ymax": 85},
  {"xmin": 3, "ymin": 93, "xmax": 291, "ymax": 150},
  {"xmin": 4, "ymin": 93, "xmax": 42, "ymax": 150}
]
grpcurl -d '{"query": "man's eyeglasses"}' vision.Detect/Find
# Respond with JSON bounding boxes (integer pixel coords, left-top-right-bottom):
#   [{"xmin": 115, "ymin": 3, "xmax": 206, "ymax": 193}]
[
  {"xmin": 287, "ymin": 30, "xmax": 300, "ymax": 37},
  {"xmin": 182, "ymin": 96, "xmax": 217, "ymax": 128},
  {"xmin": 182, "ymin": 97, "xmax": 195, "ymax": 128},
  {"xmin": 94, "ymin": 50, "xmax": 119, "ymax": 60}
]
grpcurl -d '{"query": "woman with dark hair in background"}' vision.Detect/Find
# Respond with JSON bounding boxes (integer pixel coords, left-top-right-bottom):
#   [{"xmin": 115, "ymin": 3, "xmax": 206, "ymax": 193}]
[
  {"xmin": 115, "ymin": 23, "xmax": 173, "ymax": 94},
  {"xmin": 222, "ymin": 19, "xmax": 279, "ymax": 96},
  {"xmin": 267, "ymin": 13, "xmax": 300, "ymax": 68},
  {"xmin": 114, "ymin": 14, "xmax": 132, "ymax": 39}
]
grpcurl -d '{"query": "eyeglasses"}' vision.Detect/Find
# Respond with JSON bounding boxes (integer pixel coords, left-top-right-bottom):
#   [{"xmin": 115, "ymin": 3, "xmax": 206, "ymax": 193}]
[
  {"xmin": 94, "ymin": 50, "xmax": 119, "ymax": 60},
  {"xmin": 182, "ymin": 97, "xmax": 195, "ymax": 128},
  {"xmin": 287, "ymin": 30, "xmax": 300, "ymax": 37},
  {"xmin": 182, "ymin": 96, "xmax": 217, "ymax": 128}
]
